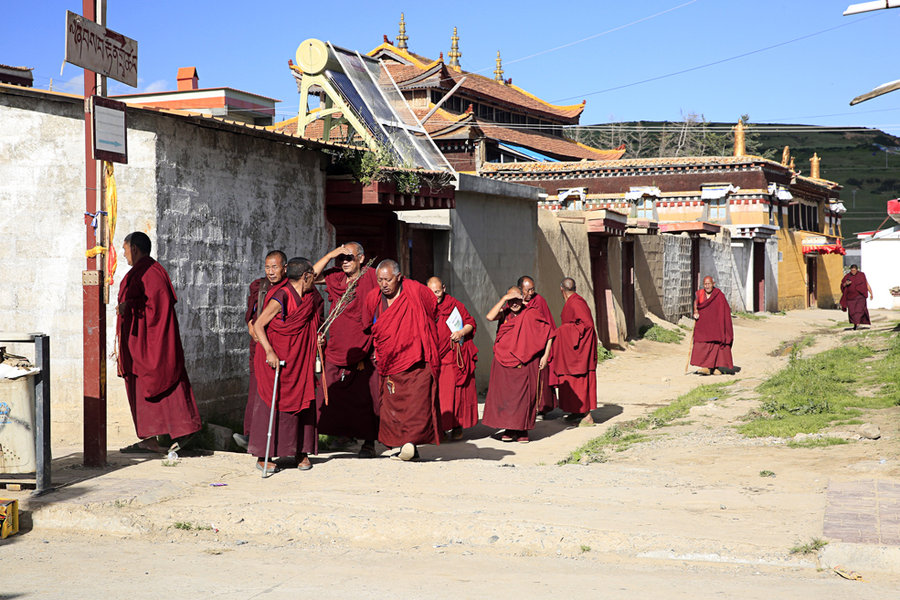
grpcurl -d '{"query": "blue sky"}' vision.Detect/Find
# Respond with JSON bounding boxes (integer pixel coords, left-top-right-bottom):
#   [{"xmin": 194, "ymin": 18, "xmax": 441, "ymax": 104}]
[{"xmin": 3, "ymin": 1, "xmax": 900, "ymax": 133}]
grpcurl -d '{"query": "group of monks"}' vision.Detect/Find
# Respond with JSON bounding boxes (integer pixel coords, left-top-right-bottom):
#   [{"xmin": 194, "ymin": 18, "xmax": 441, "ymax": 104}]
[
  {"xmin": 228, "ymin": 242, "xmax": 601, "ymax": 472},
  {"xmin": 114, "ymin": 231, "xmax": 751, "ymax": 471}
]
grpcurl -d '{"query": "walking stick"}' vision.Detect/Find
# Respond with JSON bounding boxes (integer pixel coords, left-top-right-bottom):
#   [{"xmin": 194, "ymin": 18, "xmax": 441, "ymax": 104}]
[
  {"xmin": 684, "ymin": 325, "xmax": 695, "ymax": 375},
  {"xmin": 317, "ymin": 338, "xmax": 329, "ymax": 406},
  {"xmin": 262, "ymin": 360, "xmax": 286, "ymax": 478}
]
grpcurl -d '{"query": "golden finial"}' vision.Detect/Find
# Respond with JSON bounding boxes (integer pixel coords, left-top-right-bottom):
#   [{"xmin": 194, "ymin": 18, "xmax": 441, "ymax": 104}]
[
  {"xmin": 809, "ymin": 152, "xmax": 821, "ymax": 179},
  {"xmin": 789, "ymin": 157, "xmax": 796, "ymax": 172},
  {"xmin": 732, "ymin": 119, "xmax": 746, "ymax": 158},
  {"xmin": 396, "ymin": 13, "xmax": 408, "ymax": 50},
  {"xmin": 781, "ymin": 146, "xmax": 790, "ymax": 166},
  {"xmin": 448, "ymin": 27, "xmax": 461, "ymax": 70},
  {"xmin": 494, "ymin": 50, "xmax": 504, "ymax": 83}
]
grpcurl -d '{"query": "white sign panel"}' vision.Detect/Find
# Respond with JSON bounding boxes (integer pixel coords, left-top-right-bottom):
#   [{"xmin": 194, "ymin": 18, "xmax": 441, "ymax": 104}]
[
  {"xmin": 65, "ymin": 10, "xmax": 138, "ymax": 87},
  {"xmin": 92, "ymin": 96, "xmax": 128, "ymax": 164}
]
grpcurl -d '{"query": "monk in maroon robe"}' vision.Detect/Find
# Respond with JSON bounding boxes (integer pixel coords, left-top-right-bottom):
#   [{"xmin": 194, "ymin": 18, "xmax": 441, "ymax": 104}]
[
  {"xmin": 361, "ymin": 260, "xmax": 441, "ymax": 461},
  {"xmin": 116, "ymin": 232, "xmax": 201, "ymax": 454},
  {"xmin": 690, "ymin": 276, "xmax": 734, "ymax": 375},
  {"xmin": 235, "ymin": 250, "xmax": 287, "ymax": 449},
  {"xmin": 483, "ymin": 286, "xmax": 553, "ymax": 443},
  {"xmin": 249, "ymin": 257, "xmax": 323, "ymax": 473},
  {"xmin": 840, "ymin": 264, "xmax": 873, "ymax": 329},
  {"xmin": 554, "ymin": 278, "xmax": 598, "ymax": 424},
  {"xmin": 427, "ymin": 276, "xmax": 478, "ymax": 440},
  {"xmin": 313, "ymin": 242, "xmax": 380, "ymax": 458},
  {"xmin": 518, "ymin": 276, "xmax": 558, "ymax": 416}
]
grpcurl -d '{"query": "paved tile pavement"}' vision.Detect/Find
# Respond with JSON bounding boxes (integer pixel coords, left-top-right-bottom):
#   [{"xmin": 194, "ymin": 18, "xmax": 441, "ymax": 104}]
[{"xmin": 824, "ymin": 479, "xmax": 900, "ymax": 545}]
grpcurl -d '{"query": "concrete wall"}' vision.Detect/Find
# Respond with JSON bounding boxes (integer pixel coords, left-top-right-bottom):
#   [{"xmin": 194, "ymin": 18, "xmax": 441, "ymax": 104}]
[
  {"xmin": 662, "ymin": 234, "xmax": 694, "ymax": 322},
  {"xmin": 1, "ymin": 86, "xmax": 331, "ymax": 445},
  {"xmin": 444, "ymin": 179, "xmax": 541, "ymax": 391},
  {"xmin": 861, "ymin": 233, "xmax": 900, "ymax": 309},
  {"xmin": 699, "ymin": 231, "xmax": 740, "ymax": 311},
  {"xmin": 536, "ymin": 210, "xmax": 594, "ymax": 322}
]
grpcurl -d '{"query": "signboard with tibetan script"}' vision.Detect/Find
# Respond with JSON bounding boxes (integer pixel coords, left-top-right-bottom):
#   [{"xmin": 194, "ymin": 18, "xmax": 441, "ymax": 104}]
[
  {"xmin": 65, "ymin": 10, "xmax": 138, "ymax": 87},
  {"xmin": 92, "ymin": 96, "xmax": 127, "ymax": 164}
]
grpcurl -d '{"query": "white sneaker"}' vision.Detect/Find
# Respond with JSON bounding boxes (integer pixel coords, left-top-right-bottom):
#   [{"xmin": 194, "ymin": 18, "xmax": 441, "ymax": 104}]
[
  {"xmin": 232, "ymin": 433, "xmax": 249, "ymax": 450},
  {"xmin": 398, "ymin": 442, "xmax": 417, "ymax": 461}
]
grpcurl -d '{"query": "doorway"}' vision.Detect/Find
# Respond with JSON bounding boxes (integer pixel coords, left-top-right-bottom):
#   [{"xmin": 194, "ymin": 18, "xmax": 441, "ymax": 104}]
[
  {"xmin": 806, "ymin": 256, "xmax": 818, "ymax": 308},
  {"xmin": 752, "ymin": 241, "xmax": 766, "ymax": 312},
  {"xmin": 622, "ymin": 239, "xmax": 636, "ymax": 339}
]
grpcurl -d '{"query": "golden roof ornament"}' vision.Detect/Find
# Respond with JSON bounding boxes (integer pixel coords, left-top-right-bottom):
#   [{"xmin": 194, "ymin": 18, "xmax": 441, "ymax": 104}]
[
  {"xmin": 789, "ymin": 157, "xmax": 796, "ymax": 172},
  {"xmin": 781, "ymin": 146, "xmax": 790, "ymax": 166},
  {"xmin": 448, "ymin": 27, "xmax": 461, "ymax": 71},
  {"xmin": 396, "ymin": 13, "xmax": 408, "ymax": 50},
  {"xmin": 810, "ymin": 152, "xmax": 821, "ymax": 179},
  {"xmin": 732, "ymin": 119, "xmax": 746, "ymax": 157},
  {"xmin": 494, "ymin": 50, "xmax": 504, "ymax": 83}
]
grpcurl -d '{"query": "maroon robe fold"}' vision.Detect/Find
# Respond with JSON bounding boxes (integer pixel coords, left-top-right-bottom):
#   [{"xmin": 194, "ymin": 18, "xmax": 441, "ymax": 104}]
[
  {"xmin": 840, "ymin": 271, "xmax": 871, "ymax": 326},
  {"xmin": 690, "ymin": 287, "xmax": 734, "ymax": 370},
  {"xmin": 117, "ymin": 256, "xmax": 201, "ymax": 440},
  {"xmin": 316, "ymin": 266, "xmax": 380, "ymax": 440},
  {"xmin": 244, "ymin": 277, "xmax": 282, "ymax": 436},
  {"xmin": 362, "ymin": 280, "xmax": 441, "ymax": 447},
  {"xmin": 553, "ymin": 293, "xmax": 598, "ymax": 414},
  {"xmin": 247, "ymin": 283, "xmax": 323, "ymax": 458},
  {"xmin": 483, "ymin": 304, "xmax": 552, "ymax": 432},
  {"xmin": 528, "ymin": 293, "xmax": 558, "ymax": 412},
  {"xmin": 435, "ymin": 294, "xmax": 479, "ymax": 430}
]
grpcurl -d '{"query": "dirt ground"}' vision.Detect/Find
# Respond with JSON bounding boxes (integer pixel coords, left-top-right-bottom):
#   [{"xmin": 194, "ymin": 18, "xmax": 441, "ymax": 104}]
[{"xmin": 3, "ymin": 308, "xmax": 900, "ymax": 599}]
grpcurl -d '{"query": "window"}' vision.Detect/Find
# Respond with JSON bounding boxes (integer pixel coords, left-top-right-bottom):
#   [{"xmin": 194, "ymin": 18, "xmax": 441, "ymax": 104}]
[
  {"xmin": 633, "ymin": 197, "xmax": 655, "ymax": 219},
  {"xmin": 708, "ymin": 196, "xmax": 728, "ymax": 221}
]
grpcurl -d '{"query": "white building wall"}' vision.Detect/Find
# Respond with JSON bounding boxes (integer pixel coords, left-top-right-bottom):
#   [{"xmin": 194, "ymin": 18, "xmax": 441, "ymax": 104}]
[{"xmin": 861, "ymin": 231, "xmax": 900, "ymax": 309}]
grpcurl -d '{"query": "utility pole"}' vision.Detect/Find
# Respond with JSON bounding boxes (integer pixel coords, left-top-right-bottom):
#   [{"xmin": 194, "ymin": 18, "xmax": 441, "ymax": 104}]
[{"xmin": 82, "ymin": 0, "xmax": 107, "ymax": 467}]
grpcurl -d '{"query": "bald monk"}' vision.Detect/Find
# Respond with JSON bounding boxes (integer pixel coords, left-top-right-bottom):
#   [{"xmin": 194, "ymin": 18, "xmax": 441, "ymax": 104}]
[
  {"xmin": 249, "ymin": 257, "xmax": 324, "ymax": 473},
  {"xmin": 361, "ymin": 260, "xmax": 442, "ymax": 461},
  {"xmin": 840, "ymin": 264, "xmax": 873, "ymax": 330},
  {"xmin": 427, "ymin": 276, "xmax": 478, "ymax": 440},
  {"xmin": 313, "ymin": 242, "xmax": 380, "ymax": 458},
  {"xmin": 483, "ymin": 286, "xmax": 553, "ymax": 443},
  {"xmin": 554, "ymin": 277, "xmax": 598, "ymax": 424},
  {"xmin": 690, "ymin": 276, "xmax": 734, "ymax": 375},
  {"xmin": 116, "ymin": 231, "xmax": 201, "ymax": 454},
  {"xmin": 234, "ymin": 250, "xmax": 287, "ymax": 450},
  {"xmin": 518, "ymin": 275, "xmax": 558, "ymax": 417}
]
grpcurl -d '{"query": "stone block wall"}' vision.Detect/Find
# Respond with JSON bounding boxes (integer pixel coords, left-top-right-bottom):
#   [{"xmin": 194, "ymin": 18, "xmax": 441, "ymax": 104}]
[{"xmin": 662, "ymin": 234, "xmax": 693, "ymax": 321}]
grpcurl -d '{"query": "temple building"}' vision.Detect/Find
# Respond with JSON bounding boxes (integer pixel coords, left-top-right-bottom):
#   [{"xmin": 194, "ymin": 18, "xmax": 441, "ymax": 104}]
[
  {"xmin": 481, "ymin": 125, "xmax": 846, "ymax": 345},
  {"xmin": 274, "ymin": 14, "xmax": 625, "ymax": 170}
]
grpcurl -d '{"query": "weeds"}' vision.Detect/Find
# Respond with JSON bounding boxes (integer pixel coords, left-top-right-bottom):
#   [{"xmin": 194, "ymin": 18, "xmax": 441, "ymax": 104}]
[
  {"xmin": 759, "ymin": 470, "xmax": 776, "ymax": 478},
  {"xmin": 789, "ymin": 538, "xmax": 828, "ymax": 555},
  {"xmin": 173, "ymin": 521, "xmax": 212, "ymax": 531},
  {"xmin": 639, "ymin": 324, "xmax": 684, "ymax": 344},
  {"xmin": 559, "ymin": 383, "xmax": 733, "ymax": 464},
  {"xmin": 768, "ymin": 335, "xmax": 815, "ymax": 357},
  {"xmin": 733, "ymin": 311, "xmax": 767, "ymax": 321},
  {"xmin": 786, "ymin": 437, "xmax": 849, "ymax": 449},
  {"xmin": 580, "ymin": 545, "xmax": 591, "ymax": 553},
  {"xmin": 597, "ymin": 346, "xmax": 614, "ymax": 362},
  {"xmin": 741, "ymin": 330, "xmax": 900, "ymax": 438}
]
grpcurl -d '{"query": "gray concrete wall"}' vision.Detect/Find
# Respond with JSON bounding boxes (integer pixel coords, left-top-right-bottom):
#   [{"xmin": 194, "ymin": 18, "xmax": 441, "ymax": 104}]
[
  {"xmin": 662, "ymin": 234, "xmax": 694, "ymax": 321},
  {"xmin": 699, "ymin": 230, "xmax": 739, "ymax": 312},
  {"xmin": 446, "ymin": 189, "xmax": 539, "ymax": 391},
  {"xmin": 536, "ymin": 210, "xmax": 594, "ymax": 323},
  {"xmin": 0, "ymin": 87, "xmax": 331, "ymax": 445}
]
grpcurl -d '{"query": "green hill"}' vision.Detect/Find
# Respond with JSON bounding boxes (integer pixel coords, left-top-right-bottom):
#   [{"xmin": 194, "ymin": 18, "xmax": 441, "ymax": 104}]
[{"xmin": 569, "ymin": 122, "xmax": 900, "ymax": 241}]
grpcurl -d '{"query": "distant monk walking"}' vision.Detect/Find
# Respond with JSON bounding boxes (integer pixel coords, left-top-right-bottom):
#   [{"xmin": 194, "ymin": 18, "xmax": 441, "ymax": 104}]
[
  {"xmin": 313, "ymin": 243, "xmax": 380, "ymax": 458},
  {"xmin": 427, "ymin": 276, "xmax": 478, "ymax": 440},
  {"xmin": 483, "ymin": 286, "xmax": 553, "ymax": 443},
  {"xmin": 840, "ymin": 264, "xmax": 873, "ymax": 330},
  {"xmin": 362, "ymin": 260, "xmax": 442, "ymax": 461},
  {"xmin": 554, "ymin": 278, "xmax": 598, "ymax": 424},
  {"xmin": 690, "ymin": 276, "xmax": 734, "ymax": 375},
  {"xmin": 517, "ymin": 275, "xmax": 558, "ymax": 417},
  {"xmin": 234, "ymin": 250, "xmax": 287, "ymax": 450},
  {"xmin": 249, "ymin": 257, "xmax": 323, "ymax": 473},
  {"xmin": 116, "ymin": 232, "xmax": 201, "ymax": 454}
]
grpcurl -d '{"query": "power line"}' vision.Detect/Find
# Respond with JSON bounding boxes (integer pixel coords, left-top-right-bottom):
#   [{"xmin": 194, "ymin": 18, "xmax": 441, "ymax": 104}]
[{"xmin": 551, "ymin": 14, "xmax": 878, "ymax": 103}]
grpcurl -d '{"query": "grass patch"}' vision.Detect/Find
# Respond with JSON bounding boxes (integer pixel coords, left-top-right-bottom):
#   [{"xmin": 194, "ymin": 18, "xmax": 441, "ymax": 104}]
[
  {"xmin": 740, "ymin": 331, "xmax": 900, "ymax": 438},
  {"xmin": 318, "ymin": 434, "xmax": 354, "ymax": 452},
  {"xmin": 787, "ymin": 437, "xmax": 849, "ymax": 449},
  {"xmin": 759, "ymin": 470, "xmax": 776, "ymax": 478},
  {"xmin": 733, "ymin": 311, "xmax": 767, "ymax": 321},
  {"xmin": 580, "ymin": 545, "xmax": 591, "ymax": 553},
  {"xmin": 790, "ymin": 538, "xmax": 828, "ymax": 555},
  {"xmin": 559, "ymin": 382, "xmax": 733, "ymax": 464},
  {"xmin": 768, "ymin": 335, "xmax": 815, "ymax": 357},
  {"xmin": 597, "ymin": 346, "xmax": 614, "ymax": 362},
  {"xmin": 173, "ymin": 521, "xmax": 212, "ymax": 531},
  {"xmin": 639, "ymin": 324, "xmax": 685, "ymax": 344}
]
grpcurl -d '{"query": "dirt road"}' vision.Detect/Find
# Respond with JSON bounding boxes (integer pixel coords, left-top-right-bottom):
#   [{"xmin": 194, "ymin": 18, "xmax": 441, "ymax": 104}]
[{"xmin": 4, "ymin": 308, "xmax": 900, "ymax": 598}]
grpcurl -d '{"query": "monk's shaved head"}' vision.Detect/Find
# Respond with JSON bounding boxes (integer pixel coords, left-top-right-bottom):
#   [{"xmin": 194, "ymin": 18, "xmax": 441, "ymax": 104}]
[
  {"xmin": 124, "ymin": 231, "xmax": 151, "ymax": 256},
  {"xmin": 346, "ymin": 241, "xmax": 364, "ymax": 257},
  {"xmin": 561, "ymin": 277, "xmax": 576, "ymax": 292},
  {"xmin": 508, "ymin": 285, "xmax": 522, "ymax": 296},
  {"xmin": 427, "ymin": 276, "xmax": 443, "ymax": 287},
  {"xmin": 286, "ymin": 257, "xmax": 314, "ymax": 280},
  {"xmin": 703, "ymin": 276, "xmax": 714, "ymax": 284},
  {"xmin": 517, "ymin": 275, "xmax": 534, "ymax": 289},
  {"xmin": 427, "ymin": 276, "xmax": 445, "ymax": 302},
  {"xmin": 266, "ymin": 249, "xmax": 287, "ymax": 265},
  {"xmin": 377, "ymin": 259, "xmax": 401, "ymax": 276}
]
